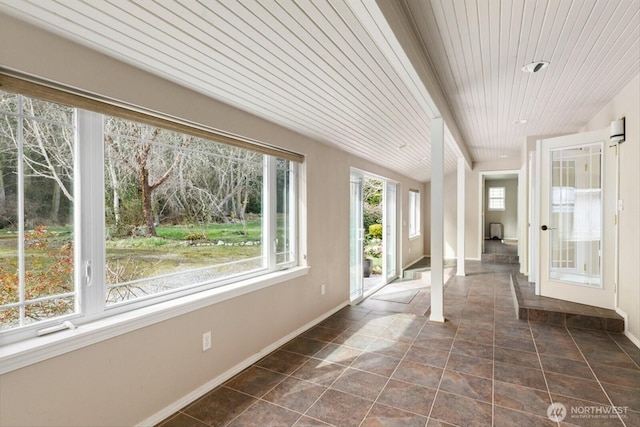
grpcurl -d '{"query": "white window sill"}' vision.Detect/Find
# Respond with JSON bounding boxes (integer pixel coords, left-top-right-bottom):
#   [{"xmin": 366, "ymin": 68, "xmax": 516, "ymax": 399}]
[
  {"xmin": 0, "ymin": 266, "xmax": 309, "ymax": 375},
  {"xmin": 409, "ymin": 234, "xmax": 421, "ymax": 240}
]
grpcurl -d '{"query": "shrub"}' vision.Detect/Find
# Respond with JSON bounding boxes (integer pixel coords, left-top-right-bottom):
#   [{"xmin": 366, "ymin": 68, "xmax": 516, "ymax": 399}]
[
  {"xmin": 0, "ymin": 226, "xmax": 74, "ymax": 325},
  {"xmin": 184, "ymin": 232, "xmax": 207, "ymax": 241},
  {"xmin": 363, "ymin": 205, "xmax": 382, "ymax": 233},
  {"xmin": 368, "ymin": 223, "xmax": 383, "ymax": 240}
]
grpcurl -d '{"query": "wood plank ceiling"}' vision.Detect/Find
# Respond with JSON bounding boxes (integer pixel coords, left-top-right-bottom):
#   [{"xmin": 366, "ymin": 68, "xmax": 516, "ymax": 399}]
[
  {"xmin": 405, "ymin": 0, "xmax": 639, "ymax": 162},
  {"xmin": 0, "ymin": 0, "xmax": 638, "ymax": 182}
]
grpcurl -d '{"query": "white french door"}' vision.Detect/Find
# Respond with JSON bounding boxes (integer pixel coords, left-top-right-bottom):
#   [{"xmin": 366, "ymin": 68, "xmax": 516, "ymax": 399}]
[
  {"xmin": 349, "ymin": 171, "xmax": 364, "ymax": 303},
  {"xmin": 538, "ymin": 128, "xmax": 615, "ymax": 308}
]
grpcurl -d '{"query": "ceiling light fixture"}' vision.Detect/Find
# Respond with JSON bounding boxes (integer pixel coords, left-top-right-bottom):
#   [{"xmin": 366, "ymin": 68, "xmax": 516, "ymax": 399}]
[
  {"xmin": 513, "ymin": 119, "xmax": 528, "ymax": 125},
  {"xmin": 522, "ymin": 61, "xmax": 549, "ymax": 73}
]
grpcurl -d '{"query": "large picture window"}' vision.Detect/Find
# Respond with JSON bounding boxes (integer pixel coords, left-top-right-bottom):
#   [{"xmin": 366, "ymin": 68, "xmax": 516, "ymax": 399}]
[{"xmin": 0, "ymin": 89, "xmax": 299, "ymax": 341}]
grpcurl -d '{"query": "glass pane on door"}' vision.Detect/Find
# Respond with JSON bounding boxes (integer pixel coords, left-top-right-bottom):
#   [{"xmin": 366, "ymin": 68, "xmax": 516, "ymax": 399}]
[
  {"xmin": 384, "ymin": 182, "xmax": 397, "ymax": 281},
  {"xmin": 349, "ymin": 173, "xmax": 364, "ymax": 302},
  {"xmin": 549, "ymin": 143, "xmax": 602, "ymax": 287}
]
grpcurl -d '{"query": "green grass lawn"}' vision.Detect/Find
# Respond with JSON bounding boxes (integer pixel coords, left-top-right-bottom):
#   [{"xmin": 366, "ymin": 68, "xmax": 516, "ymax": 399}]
[
  {"xmin": 0, "ymin": 221, "xmax": 265, "ymax": 286},
  {"xmin": 154, "ymin": 220, "xmax": 262, "ymax": 243}
]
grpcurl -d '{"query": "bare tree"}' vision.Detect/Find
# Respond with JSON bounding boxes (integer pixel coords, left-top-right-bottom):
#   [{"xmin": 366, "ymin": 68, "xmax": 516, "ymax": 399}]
[
  {"xmin": 0, "ymin": 93, "xmax": 74, "ymax": 224},
  {"xmin": 21, "ymin": 98, "xmax": 75, "ymax": 205},
  {"xmin": 104, "ymin": 118, "xmax": 189, "ymax": 237},
  {"xmin": 175, "ymin": 143, "xmax": 261, "ymax": 224}
]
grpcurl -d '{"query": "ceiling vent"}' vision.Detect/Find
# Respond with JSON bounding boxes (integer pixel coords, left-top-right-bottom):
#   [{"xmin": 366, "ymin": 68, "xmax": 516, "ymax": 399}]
[{"xmin": 522, "ymin": 61, "xmax": 549, "ymax": 73}]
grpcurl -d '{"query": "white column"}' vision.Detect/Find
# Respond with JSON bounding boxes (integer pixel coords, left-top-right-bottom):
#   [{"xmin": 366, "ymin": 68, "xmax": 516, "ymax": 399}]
[
  {"xmin": 457, "ymin": 157, "xmax": 466, "ymax": 276},
  {"xmin": 430, "ymin": 117, "xmax": 445, "ymax": 322}
]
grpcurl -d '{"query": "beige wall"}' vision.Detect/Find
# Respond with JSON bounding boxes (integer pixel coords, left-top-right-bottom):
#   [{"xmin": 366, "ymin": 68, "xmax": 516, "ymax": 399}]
[
  {"xmin": 0, "ymin": 15, "xmax": 424, "ymax": 426},
  {"xmin": 583, "ymin": 74, "xmax": 640, "ymax": 342}
]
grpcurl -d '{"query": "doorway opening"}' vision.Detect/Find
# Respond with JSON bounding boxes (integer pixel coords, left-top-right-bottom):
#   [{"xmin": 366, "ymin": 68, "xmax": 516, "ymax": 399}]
[
  {"xmin": 479, "ymin": 171, "xmax": 520, "ymax": 264},
  {"xmin": 350, "ymin": 170, "xmax": 398, "ymax": 304}
]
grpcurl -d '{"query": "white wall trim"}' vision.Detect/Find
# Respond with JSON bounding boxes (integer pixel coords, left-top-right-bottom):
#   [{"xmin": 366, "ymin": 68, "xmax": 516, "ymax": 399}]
[
  {"xmin": 138, "ymin": 300, "xmax": 349, "ymax": 426},
  {"xmin": 477, "ymin": 170, "xmax": 520, "ymax": 258},
  {"xmin": 624, "ymin": 330, "xmax": 640, "ymax": 349},
  {"xmin": 456, "ymin": 157, "xmax": 466, "ymax": 276},
  {"xmin": 614, "ymin": 307, "xmax": 639, "ymax": 348}
]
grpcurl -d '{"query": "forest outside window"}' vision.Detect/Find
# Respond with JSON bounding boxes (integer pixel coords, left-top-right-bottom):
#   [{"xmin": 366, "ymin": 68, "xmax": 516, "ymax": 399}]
[{"xmin": 0, "ymin": 89, "xmax": 299, "ymax": 342}]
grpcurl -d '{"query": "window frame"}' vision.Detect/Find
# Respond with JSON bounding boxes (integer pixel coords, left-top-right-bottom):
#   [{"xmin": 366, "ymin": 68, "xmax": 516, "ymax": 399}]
[
  {"xmin": 0, "ymin": 75, "xmax": 304, "ymax": 349},
  {"xmin": 488, "ymin": 186, "xmax": 506, "ymax": 211},
  {"xmin": 408, "ymin": 189, "xmax": 421, "ymax": 238}
]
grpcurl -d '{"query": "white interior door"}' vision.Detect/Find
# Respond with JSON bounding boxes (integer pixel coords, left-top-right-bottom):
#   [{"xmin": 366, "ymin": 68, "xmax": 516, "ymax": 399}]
[
  {"xmin": 538, "ymin": 128, "xmax": 615, "ymax": 309},
  {"xmin": 349, "ymin": 171, "xmax": 364, "ymax": 303},
  {"xmin": 384, "ymin": 181, "xmax": 398, "ymax": 282}
]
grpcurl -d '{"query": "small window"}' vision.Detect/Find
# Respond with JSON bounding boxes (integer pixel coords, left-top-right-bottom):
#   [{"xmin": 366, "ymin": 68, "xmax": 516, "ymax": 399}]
[
  {"xmin": 408, "ymin": 189, "xmax": 420, "ymax": 237},
  {"xmin": 488, "ymin": 187, "xmax": 505, "ymax": 211}
]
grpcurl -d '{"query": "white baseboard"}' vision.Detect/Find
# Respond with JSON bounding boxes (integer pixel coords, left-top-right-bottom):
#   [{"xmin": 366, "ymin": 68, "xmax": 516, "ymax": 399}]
[
  {"xmin": 624, "ymin": 330, "xmax": 640, "ymax": 348},
  {"xmin": 616, "ymin": 307, "xmax": 640, "ymax": 348},
  {"xmin": 137, "ymin": 301, "xmax": 349, "ymax": 427}
]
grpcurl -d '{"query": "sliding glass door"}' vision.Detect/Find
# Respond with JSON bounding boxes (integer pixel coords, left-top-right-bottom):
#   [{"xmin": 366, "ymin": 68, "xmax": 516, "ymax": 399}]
[
  {"xmin": 384, "ymin": 181, "xmax": 398, "ymax": 282},
  {"xmin": 349, "ymin": 171, "xmax": 364, "ymax": 303}
]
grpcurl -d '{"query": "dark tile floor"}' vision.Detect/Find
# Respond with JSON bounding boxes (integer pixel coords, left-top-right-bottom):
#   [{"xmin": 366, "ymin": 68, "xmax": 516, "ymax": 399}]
[
  {"xmin": 512, "ymin": 274, "xmax": 625, "ymax": 333},
  {"xmin": 158, "ymin": 261, "xmax": 639, "ymax": 427},
  {"xmin": 482, "ymin": 240, "xmax": 519, "ymax": 265}
]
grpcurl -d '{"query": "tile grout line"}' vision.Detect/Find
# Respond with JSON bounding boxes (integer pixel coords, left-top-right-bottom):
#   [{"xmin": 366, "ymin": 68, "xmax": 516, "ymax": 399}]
[
  {"xmin": 492, "ymin": 273, "xmax": 497, "ymax": 427},
  {"xmin": 355, "ymin": 312, "xmax": 437, "ymax": 427},
  {"xmin": 527, "ymin": 316, "xmax": 561, "ymax": 427},
  {"xmin": 424, "ymin": 272, "xmax": 473, "ymax": 425},
  {"xmin": 220, "ymin": 334, "xmax": 335, "ymax": 426},
  {"xmin": 566, "ymin": 328, "xmax": 630, "ymax": 427},
  {"xmin": 607, "ymin": 330, "xmax": 640, "ymax": 371},
  {"xmin": 351, "ymin": 268, "xmax": 462, "ymax": 425},
  {"xmin": 293, "ymin": 315, "xmax": 370, "ymax": 427},
  {"xmin": 220, "ymin": 374, "xmax": 293, "ymax": 427},
  {"xmin": 495, "ymin": 266, "xmax": 568, "ymax": 425},
  {"xmin": 292, "ymin": 307, "xmax": 412, "ymax": 426}
]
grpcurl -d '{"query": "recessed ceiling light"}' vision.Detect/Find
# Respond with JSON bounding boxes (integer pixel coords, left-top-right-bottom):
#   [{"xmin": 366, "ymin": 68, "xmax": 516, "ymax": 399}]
[
  {"xmin": 499, "ymin": 154, "xmax": 508, "ymax": 158},
  {"xmin": 522, "ymin": 61, "xmax": 549, "ymax": 73},
  {"xmin": 513, "ymin": 119, "xmax": 528, "ymax": 125}
]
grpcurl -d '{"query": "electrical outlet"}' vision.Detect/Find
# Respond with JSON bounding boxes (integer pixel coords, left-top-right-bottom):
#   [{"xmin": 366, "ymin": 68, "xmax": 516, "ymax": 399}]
[
  {"xmin": 321, "ymin": 284, "xmax": 326, "ymax": 295},
  {"xmin": 202, "ymin": 331, "xmax": 211, "ymax": 351}
]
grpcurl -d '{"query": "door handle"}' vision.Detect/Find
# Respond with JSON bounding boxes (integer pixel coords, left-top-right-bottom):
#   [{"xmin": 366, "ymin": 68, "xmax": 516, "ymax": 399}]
[{"xmin": 541, "ymin": 225, "xmax": 556, "ymax": 231}]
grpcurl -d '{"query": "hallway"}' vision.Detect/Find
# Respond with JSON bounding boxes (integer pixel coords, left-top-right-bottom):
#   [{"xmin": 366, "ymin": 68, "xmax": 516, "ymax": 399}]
[{"xmin": 158, "ymin": 262, "xmax": 639, "ymax": 426}]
